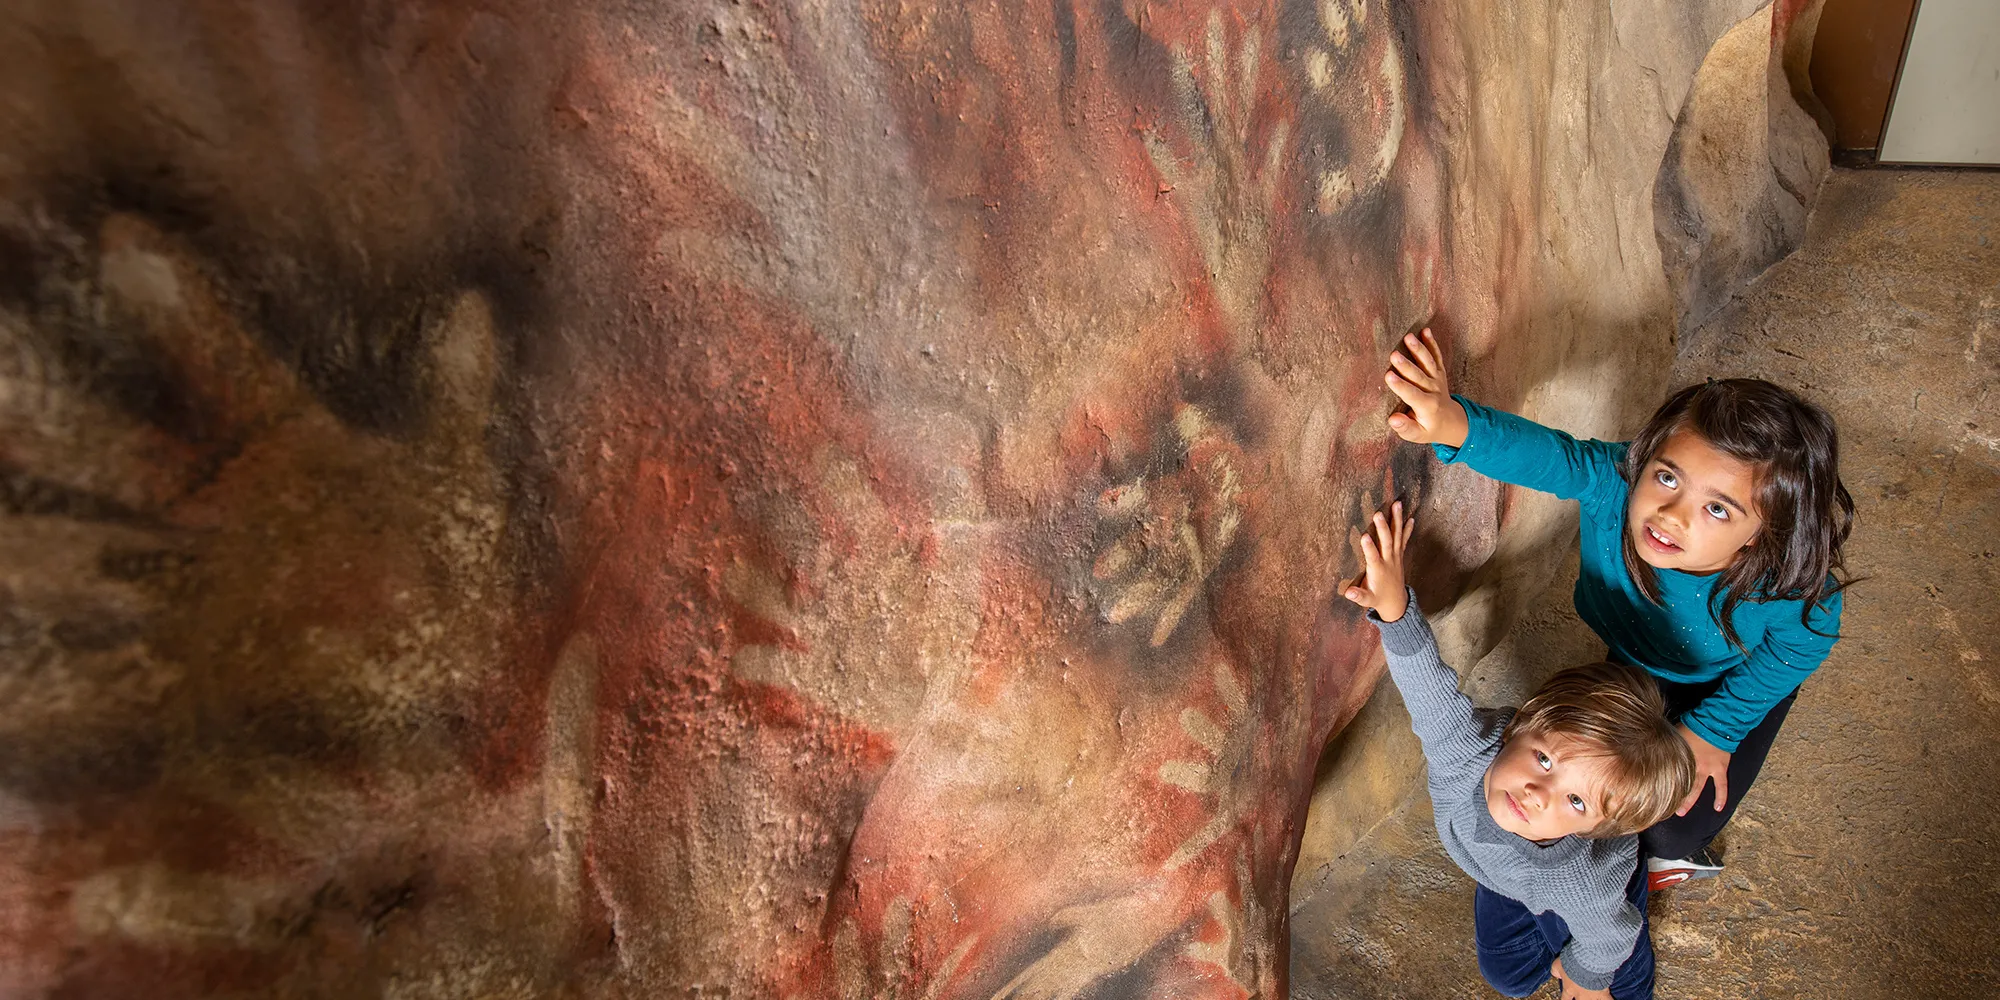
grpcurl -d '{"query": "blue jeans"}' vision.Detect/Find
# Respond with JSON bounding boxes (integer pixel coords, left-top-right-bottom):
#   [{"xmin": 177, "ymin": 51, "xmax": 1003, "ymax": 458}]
[{"xmin": 1473, "ymin": 864, "xmax": 1654, "ymax": 999}]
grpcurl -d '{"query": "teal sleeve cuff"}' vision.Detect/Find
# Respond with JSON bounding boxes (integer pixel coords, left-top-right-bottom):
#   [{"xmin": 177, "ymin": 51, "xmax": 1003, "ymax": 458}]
[
  {"xmin": 1680, "ymin": 715, "xmax": 1742, "ymax": 754},
  {"xmin": 1428, "ymin": 394, "xmax": 1480, "ymax": 465}
]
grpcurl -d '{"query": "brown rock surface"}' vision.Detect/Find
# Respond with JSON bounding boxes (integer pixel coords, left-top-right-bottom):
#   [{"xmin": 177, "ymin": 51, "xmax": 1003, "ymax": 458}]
[{"xmin": 0, "ymin": 0, "xmax": 1834, "ymax": 996}]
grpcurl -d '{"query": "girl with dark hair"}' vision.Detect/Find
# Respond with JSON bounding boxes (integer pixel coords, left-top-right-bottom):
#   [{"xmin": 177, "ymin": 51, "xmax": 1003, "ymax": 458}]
[{"xmin": 1382, "ymin": 329, "xmax": 1855, "ymax": 891}]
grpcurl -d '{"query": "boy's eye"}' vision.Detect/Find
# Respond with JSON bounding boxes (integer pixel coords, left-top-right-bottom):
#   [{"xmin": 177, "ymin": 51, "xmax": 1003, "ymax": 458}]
[
  {"xmin": 1654, "ymin": 468, "xmax": 1677, "ymax": 489},
  {"xmin": 1534, "ymin": 750, "xmax": 1552, "ymax": 771},
  {"xmin": 1704, "ymin": 501, "xmax": 1729, "ymax": 520},
  {"xmin": 1568, "ymin": 793, "xmax": 1587, "ymax": 813}
]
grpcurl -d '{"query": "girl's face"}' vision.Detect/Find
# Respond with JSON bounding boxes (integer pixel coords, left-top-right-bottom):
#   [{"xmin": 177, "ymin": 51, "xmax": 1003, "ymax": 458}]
[
  {"xmin": 1483, "ymin": 732, "xmax": 1613, "ymax": 842},
  {"xmin": 1627, "ymin": 427, "xmax": 1765, "ymax": 573}
]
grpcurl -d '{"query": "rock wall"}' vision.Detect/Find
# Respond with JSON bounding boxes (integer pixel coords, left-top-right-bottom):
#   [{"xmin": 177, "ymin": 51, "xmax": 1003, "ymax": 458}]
[{"xmin": 0, "ymin": 1, "xmax": 1823, "ymax": 997}]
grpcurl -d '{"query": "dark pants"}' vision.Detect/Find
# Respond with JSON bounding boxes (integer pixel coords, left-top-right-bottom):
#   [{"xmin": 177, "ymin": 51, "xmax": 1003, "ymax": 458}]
[
  {"xmin": 1639, "ymin": 677, "xmax": 1799, "ymax": 860},
  {"xmin": 1474, "ymin": 865, "xmax": 1654, "ymax": 999}
]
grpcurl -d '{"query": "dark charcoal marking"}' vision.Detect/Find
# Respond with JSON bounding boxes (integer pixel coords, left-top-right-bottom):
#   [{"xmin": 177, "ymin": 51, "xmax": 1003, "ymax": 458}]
[
  {"xmin": 1096, "ymin": 0, "xmax": 1178, "ymax": 100},
  {"xmin": 1053, "ymin": 0, "xmax": 1080, "ymax": 112},
  {"xmin": 0, "ymin": 601, "xmax": 41, "ymax": 655},
  {"xmin": 0, "ymin": 222, "xmax": 42, "ymax": 307},
  {"xmin": 225, "ymin": 698, "xmax": 362, "ymax": 765},
  {"xmin": 0, "ymin": 462, "xmax": 148, "ymax": 524},
  {"xmin": 49, "ymin": 615, "xmax": 145, "ymax": 652},
  {"xmin": 98, "ymin": 545, "xmax": 196, "ymax": 582},
  {"xmin": 0, "ymin": 727, "xmax": 165, "ymax": 802},
  {"xmin": 98, "ymin": 160, "xmax": 215, "ymax": 235},
  {"xmin": 362, "ymin": 875, "xmax": 422, "ymax": 937},
  {"xmin": 0, "ymin": 204, "xmax": 215, "ymax": 441}
]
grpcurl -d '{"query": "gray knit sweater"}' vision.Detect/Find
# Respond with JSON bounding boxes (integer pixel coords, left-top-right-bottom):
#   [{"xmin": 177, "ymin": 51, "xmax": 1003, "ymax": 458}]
[{"xmin": 1372, "ymin": 595, "xmax": 1644, "ymax": 991}]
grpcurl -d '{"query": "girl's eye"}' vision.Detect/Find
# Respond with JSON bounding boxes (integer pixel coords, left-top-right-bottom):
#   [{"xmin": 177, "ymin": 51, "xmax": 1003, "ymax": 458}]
[
  {"xmin": 1704, "ymin": 501, "xmax": 1729, "ymax": 520},
  {"xmin": 1568, "ymin": 793, "xmax": 1587, "ymax": 813},
  {"xmin": 1654, "ymin": 468, "xmax": 1677, "ymax": 489},
  {"xmin": 1534, "ymin": 750, "xmax": 1552, "ymax": 771}
]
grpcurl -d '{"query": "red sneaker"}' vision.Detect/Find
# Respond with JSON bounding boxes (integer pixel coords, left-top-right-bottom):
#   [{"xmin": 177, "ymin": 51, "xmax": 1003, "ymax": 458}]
[{"xmin": 1645, "ymin": 848, "xmax": 1723, "ymax": 891}]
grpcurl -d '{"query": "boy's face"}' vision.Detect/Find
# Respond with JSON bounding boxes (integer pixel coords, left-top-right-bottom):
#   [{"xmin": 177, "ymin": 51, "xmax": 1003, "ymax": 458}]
[{"xmin": 1483, "ymin": 732, "xmax": 1615, "ymax": 842}]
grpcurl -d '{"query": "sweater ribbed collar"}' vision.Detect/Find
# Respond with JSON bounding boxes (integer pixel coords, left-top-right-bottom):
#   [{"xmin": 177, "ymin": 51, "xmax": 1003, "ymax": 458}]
[{"xmin": 1470, "ymin": 794, "xmax": 1588, "ymax": 868}]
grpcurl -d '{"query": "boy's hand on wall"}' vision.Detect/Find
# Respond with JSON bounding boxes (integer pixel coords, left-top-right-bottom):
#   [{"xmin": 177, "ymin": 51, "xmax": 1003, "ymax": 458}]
[
  {"xmin": 1384, "ymin": 328, "xmax": 1470, "ymax": 448},
  {"xmin": 1549, "ymin": 957, "xmax": 1613, "ymax": 1000},
  {"xmin": 1342, "ymin": 500, "xmax": 1413, "ymax": 622}
]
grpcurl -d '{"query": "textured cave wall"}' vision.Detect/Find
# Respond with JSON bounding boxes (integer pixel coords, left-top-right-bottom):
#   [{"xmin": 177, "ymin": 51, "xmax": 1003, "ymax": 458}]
[{"xmin": 0, "ymin": 1, "xmax": 1822, "ymax": 998}]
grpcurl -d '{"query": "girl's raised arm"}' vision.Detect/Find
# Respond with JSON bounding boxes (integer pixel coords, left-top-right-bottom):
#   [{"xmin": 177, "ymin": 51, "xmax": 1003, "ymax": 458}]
[{"xmin": 1384, "ymin": 330, "xmax": 1624, "ymax": 501}]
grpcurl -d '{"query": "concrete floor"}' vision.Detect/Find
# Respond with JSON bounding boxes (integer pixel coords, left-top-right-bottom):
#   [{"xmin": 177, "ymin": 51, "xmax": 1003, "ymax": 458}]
[{"xmin": 1289, "ymin": 167, "xmax": 2000, "ymax": 999}]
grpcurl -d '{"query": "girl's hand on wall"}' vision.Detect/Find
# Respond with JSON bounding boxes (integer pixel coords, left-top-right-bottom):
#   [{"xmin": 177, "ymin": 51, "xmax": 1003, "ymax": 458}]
[
  {"xmin": 1342, "ymin": 501, "xmax": 1413, "ymax": 622},
  {"xmin": 1384, "ymin": 328, "xmax": 1470, "ymax": 449},
  {"xmin": 1675, "ymin": 724, "xmax": 1734, "ymax": 814}
]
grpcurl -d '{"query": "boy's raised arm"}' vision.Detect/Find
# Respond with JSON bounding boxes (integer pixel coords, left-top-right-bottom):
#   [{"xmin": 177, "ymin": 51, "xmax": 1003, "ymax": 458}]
[{"xmin": 1343, "ymin": 503, "xmax": 1487, "ymax": 772}]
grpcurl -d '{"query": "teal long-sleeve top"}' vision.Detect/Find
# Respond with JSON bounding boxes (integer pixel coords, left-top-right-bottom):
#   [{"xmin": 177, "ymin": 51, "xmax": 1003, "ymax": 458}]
[{"xmin": 1435, "ymin": 396, "xmax": 1841, "ymax": 751}]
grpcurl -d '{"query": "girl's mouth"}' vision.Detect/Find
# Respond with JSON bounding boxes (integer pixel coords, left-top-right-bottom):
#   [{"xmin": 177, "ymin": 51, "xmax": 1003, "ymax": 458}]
[{"xmin": 1641, "ymin": 523, "xmax": 1681, "ymax": 554}]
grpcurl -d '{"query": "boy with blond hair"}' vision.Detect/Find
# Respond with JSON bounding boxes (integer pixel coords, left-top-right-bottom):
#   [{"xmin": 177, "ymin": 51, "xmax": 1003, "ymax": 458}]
[{"xmin": 1342, "ymin": 502, "xmax": 1695, "ymax": 1000}]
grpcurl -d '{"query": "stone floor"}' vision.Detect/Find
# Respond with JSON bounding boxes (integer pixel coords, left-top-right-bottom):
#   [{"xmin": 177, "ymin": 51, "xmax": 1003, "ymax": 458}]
[{"xmin": 1288, "ymin": 167, "xmax": 2000, "ymax": 999}]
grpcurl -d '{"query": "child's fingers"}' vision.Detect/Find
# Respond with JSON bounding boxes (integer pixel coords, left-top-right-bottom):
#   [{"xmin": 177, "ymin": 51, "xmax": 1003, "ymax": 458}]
[
  {"xmin": 1675, "ymin": 782, "xmax": 1702, "ymax": 817},
  {"xmin": 1387, "ymin": 351, "xmax": 1437, "ymax": 393},
  {"xmin": 1404, "ymin": 329, "xmax": 1440, "ymax": 376},
  {"xmin": 1416, "ymin": 327, "xmax": 1446, "ymax": 378},
  {"xmin": 1383, "ymin": 370, "xmax": 1428, "ymax": 413},
  {"xmin": 1711, "ymin": 772, "xmax": 1729, "ymax": 812}
]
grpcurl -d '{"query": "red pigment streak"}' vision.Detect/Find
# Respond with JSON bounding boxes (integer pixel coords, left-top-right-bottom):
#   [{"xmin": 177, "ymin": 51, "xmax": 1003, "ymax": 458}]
[
  {"xmin": 71, "ymin": 789, "xmax": 306, "ymax": 876},
  {"xmin": 726, "ymin": 599, "xmax": 808, "ymax": 652},
  {"xmin": 461, "ymin": 71, "xmax": 943, "ymax": 784},
  {"xmin": 45, "ymin": 939, "xmax": 284, "ymax": 1000}
]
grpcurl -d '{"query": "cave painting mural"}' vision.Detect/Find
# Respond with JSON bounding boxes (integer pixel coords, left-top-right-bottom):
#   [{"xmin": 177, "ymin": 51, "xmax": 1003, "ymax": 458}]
[
  {"xmin": 0, "ymin": 0, "xmax": 1482, "ymax": 997},
  {"xmin": 570, "ymin": 1, "xmax": 1450, "ymax": 995}
]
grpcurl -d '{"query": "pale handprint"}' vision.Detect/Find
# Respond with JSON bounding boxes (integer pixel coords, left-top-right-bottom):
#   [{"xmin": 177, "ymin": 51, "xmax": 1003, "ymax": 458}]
[
  {"xmin": 832, "ymin": 896, "xmax": 977, "ymax": 1000},
  {"xmin": 1157, "ymin": 655, "xmax": 1252, "ymax": 870},
  {"xmin": 1384, "ymin": 328, "xmax": 1468, "ymax": 448},
  {"xmin": 1090, "ymin": 405, "xmax": 1244, "ymax": 647},
  {"xmin": 1299, "ymin": 0, "xmax": 1406, "ymax": 215},
  {"xmin": 0, "ymin": 210, "xmax": 517, "ymax": 954},
  {"xmin": 1143, "ymin": 10, "xmax": 1290, "ymax": 331},
  {"xmin": 1181, "ymin": 840, "xmax": 1277, "ymax": 997},
  {"xmin": 0, "ymin": 195, "xmax": 566, "ymax": 1000},
  {"xmin": 2, "ymin": 212, "xmax": 507, "ymax": 796}
]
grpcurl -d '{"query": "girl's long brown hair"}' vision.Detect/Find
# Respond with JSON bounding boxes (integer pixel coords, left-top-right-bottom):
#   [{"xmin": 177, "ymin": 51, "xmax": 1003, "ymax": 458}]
[{"xmin": 1620, "ymin": 379, "xmax": 1855, "ymax": 649}]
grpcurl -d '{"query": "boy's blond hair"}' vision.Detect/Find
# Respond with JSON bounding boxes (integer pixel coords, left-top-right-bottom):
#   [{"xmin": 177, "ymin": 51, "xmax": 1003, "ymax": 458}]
[{"xmin": 1500, "ymin": 663, "xmax": 1696, "ymax": 838}]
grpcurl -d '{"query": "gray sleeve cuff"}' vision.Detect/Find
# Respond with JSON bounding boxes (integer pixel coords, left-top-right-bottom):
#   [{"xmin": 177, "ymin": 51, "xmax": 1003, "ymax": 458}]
[
  {"xmin": 1557, "ymin": 945, "xmax": 1619, "ymax": 991},
  {"xmin": 1368, "ymin": 588, "xmax": 1430, "ymax": 656}
]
